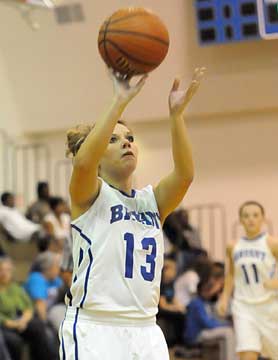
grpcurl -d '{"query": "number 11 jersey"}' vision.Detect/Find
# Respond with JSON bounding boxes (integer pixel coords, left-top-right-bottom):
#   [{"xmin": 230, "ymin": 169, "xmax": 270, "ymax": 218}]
[
  {"xmin": 233, "ymin": 233, "xmax": 276, "ymax": 304},
  {"xmin": 67, "ymin": 179, "xmax": 164, "ymax": 324}
]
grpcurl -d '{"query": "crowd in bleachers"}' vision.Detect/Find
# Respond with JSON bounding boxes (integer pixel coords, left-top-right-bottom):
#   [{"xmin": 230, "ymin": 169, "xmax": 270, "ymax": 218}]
[
  {"xmin": 0, "ymin": 182, "xmax": 236, "ymax": 360},
  {"xmin": 0, "ymin": 182, "xmax": 73, "ymax": 360},
  {"xmin": 159, "ymin": 209, "xmax": 237, "ymax": 359}
]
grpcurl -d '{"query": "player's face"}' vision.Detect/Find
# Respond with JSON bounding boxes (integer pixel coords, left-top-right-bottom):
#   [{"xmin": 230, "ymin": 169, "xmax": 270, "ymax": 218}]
[
  {"xmin": 100, "ymin": 123, "xmax": 138, "ymax": 178},
  {"xmin": 0, "ymin": 260, "xmax": 13, "ymax": 285},
  {"xmin": 240, "ymin": 204, "xmax": 264, "ymax": 235}
]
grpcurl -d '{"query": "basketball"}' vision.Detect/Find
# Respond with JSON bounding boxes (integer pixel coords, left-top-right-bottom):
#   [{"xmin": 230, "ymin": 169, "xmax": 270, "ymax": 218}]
[{"xmin": 98, "ymin": 7, "xmax": 170, "ymax": 77}]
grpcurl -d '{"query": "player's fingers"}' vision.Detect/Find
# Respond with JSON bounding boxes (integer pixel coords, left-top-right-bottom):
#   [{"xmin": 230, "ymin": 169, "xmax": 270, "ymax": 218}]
[
  {"xmin": 171, "ymin": 78, "xmax": 180, "ymax": 92},
  {"xmin": 135, "ymin": 74, "xmax": 148, "ymax": 90}
]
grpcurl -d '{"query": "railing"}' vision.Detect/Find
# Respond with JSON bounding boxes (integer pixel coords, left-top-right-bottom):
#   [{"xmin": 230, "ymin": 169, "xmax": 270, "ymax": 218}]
[
  {"xmin": 186, "ymin": 203, "xmax": 227, "ymax": 260},
  {"xmin": 0, "ymin": 129, "xmax": 51, "ymax": 208},
  {"xmin": 53, "ymin": 159, "xmax": 72, "ymax": 201},
  {"xmin": 13, "ymin": 143, "xmax": 51, "ymax": 207}
]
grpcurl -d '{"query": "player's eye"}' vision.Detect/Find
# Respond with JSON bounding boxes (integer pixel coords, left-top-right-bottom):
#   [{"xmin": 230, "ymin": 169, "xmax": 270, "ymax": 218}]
[
  {"xmin": 126, "ymin": 135, "xmax": 134, "ymax": 142},
  {"xmin": 110, "ymin": 136, "xmax": 118, "ymax": 144}
]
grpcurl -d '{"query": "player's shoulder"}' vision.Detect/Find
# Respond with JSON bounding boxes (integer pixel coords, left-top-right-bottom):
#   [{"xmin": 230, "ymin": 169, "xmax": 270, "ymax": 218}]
[
  {"xmin": 267, "ymin": 235, "xmax": 278, "ymax": 252},
  {"xmin": 226, "ymin": 240, "xmax": 238, "ymax": 253}
]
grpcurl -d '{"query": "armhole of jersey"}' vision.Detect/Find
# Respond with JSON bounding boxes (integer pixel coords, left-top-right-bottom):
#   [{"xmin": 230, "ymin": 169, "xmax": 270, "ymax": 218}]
[
  {"xmin": 71, "ymin": 178, "xmax": 106, "ymax": 226},
  {"xmin": 147, "ymin": 184, "xmax": 161, "ymax": 217}
]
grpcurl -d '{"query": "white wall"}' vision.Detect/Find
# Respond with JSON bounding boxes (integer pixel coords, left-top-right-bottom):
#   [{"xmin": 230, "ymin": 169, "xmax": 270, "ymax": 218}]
[
  {"xmin": 1, "ymin": 0, "xmax": 278, "ymax": 135},
  {"xmin": 0, "ymin": 51, "xmax": 22, "ymax": 135}
]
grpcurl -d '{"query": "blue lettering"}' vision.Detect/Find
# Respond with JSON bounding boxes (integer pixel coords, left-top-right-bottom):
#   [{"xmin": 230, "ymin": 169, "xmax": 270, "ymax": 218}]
[{"xmin": 110, "ymin": 205, "xmax": 123, "ymax": 224}]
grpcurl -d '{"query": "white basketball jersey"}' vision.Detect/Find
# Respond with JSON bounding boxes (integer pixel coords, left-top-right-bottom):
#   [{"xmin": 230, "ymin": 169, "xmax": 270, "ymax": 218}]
[
  {"xmin": 66, "ymin": 179, "xmax": 164, "ymax": 324},
  {"xmin": 233, "ymin": 233, "xmax": 276, "ymax": 304}
]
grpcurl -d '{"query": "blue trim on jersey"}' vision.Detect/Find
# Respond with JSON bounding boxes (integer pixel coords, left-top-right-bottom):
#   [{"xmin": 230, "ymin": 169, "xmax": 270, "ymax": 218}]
[
  {"xmin": 80, "ymin": 248, "xmax": 94, "ymax": 308},
  {"xmin": 73, "ymin": 308, "xmax": 79, "ymax": 360},
  {"xmin": 242, "ymin": 232, "xmax": 266, "ymax": 241},
  {"xmin": 108, "ymin": 183, "xmax": 136, "ymax": 198},
  {"xmin": 71, "ymin": 224, "xmax": 92, "ymax": 245}
]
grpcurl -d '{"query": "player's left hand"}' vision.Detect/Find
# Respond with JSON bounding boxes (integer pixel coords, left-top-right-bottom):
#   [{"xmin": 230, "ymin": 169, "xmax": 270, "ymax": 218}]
[{"xmin": 169, "ymin": 67, "xmax": 206, "ymax": 117}]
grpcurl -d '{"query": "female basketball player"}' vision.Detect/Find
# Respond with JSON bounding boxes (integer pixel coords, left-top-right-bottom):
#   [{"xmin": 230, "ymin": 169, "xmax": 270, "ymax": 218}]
[
  {"xmin": 218, "ymin": 201, "xmax": 278, "ymax": 360},
  {"xmin": 59, "ymin": 67, "xmax": 205, "ymax": 360}
]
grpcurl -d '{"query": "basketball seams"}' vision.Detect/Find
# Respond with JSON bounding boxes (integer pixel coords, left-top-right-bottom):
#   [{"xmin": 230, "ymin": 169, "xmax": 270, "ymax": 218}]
[
  {"xmin": 99, "ymin": 39, "xmax": 158, "ymax": 67},
  {"xmin": 99, "ymin": 30, "xmax": 169, "ymax": 46},
  {"xmin": 103, "ymin": 18, "xmax": 114, "ymax": 69},
  {"xmin": 102, "ymin": 12, "xmax": 148, "ymax": 27}
]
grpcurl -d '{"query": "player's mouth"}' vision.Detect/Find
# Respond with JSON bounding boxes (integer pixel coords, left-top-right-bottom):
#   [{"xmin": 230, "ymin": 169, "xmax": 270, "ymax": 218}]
[{"xmin": 122, "ymin": 151, "xmax": 134, "ymax": 158}]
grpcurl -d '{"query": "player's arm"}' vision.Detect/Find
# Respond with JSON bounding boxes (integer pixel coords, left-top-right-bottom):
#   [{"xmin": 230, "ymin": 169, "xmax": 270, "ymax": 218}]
[
  {"xmin": 154, "ymin": 68, "xmax": 206, "ymax": 224},
  {"xmin": 264, "ymin": 236, "xmax": 278, "ymax": 290},
  {"xmin": 217, "ymin": 243, "xmax": 235, "ymax": 317},
  {"xmin": 70, "ymin": 71, "xmax": 147, "ymax": 219}
]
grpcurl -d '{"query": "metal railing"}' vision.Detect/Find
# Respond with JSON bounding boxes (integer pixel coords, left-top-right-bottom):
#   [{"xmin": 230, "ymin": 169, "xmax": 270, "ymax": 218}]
[
  {"xmin": 0, "ymin": 129, "xmax": 51, "ymax": 208},
  {"xmin": 187, "ymin": 203, "xmax": 227, "ymax": 260}
]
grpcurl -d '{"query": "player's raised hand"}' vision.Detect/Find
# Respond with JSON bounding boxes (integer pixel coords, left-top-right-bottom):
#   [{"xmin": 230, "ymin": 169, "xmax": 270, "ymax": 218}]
[
  {"xmin": 169, "ymin": 67, "xmax": 206, "ymax": 117},
  {"xmin": 108, "ymin": 68, "xmax": 148, "ymax": 106}
]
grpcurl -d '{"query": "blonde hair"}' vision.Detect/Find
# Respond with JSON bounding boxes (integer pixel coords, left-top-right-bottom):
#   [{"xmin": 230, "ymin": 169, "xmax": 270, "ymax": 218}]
[
  {"xmin": 66, "ymin": 124, "xmax": 93, "ymax": 158},
  {"xmin": 66, "ymin": 120, "xmax": 129, "ymax": 158}
]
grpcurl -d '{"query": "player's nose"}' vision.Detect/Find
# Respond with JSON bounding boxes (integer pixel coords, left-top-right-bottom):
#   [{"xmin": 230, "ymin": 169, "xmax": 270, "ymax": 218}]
[{"xmin": 122, "ymin": 138, "xmax": 131, "ymax": 148}]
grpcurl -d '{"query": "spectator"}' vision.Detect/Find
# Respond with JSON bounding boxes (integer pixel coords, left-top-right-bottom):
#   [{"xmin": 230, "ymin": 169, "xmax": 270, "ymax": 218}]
[
  {"xmin": 176, "ymin": 209, "xmax": 202, "ymax": 249},
  {"xmin": 43, "ymin": 196, "xmax": 71, "ymax": 252},
  {"xmin": 158, "ymin": 257, "xmax": 185, "ymax": 347},
  {"xmin": 0, "ymin": 192, "xmax": 40, "ymax": 243},
  {"xmin": 0, "ymin": 327, "xmax": 11, "ymax": 360},
  {"xmin": 0, "ymin": 256, "xmax": 58, "ymax": 360},
  {"xmin": 175, "ymin": 209, "xmax": 207, "ymax": 273},
  {"xmin": 163, "ymin": 212, "xmax": 189, "ymax": 254},
  {"xmin": 184, "ymin": 275, "xmax": 236, "ymax": 360},
  {"xmin": 24, "ymin": 251, "xmax": 65, "ymax": 332},
  {"xmin": 175, "ymin": 255, "xmax": 212, "ymax": 307},
  {"xmin": 60, "ymin": 234, "xmax": 73, "ymax": 287},
  {"xmin": 26, "ymin": 182, "xmax": 51, "ymax": 224}
]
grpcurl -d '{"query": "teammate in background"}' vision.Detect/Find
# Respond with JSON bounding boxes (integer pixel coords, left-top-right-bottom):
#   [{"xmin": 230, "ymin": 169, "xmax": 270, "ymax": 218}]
[
  {"xmin": 217, "ymin": 201, "xmax": 278, "ymax": 360},
  {"xmin": 59, "ymin": 67, "xmax": 205, "ymax": 360}
]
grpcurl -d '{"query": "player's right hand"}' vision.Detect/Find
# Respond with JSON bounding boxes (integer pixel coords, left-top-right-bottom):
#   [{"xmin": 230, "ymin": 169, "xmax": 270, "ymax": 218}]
[{"xmin": 108, "ymin": 68, "xmax": 148, "ymax": 106}]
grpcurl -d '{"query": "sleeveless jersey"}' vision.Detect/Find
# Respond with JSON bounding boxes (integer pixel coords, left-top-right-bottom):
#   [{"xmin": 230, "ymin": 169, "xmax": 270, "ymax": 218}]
[
  {"xmin": 233, "ymin": 233, "xmax": 276, "ymax": 304},
  {"xmin": 67, "ymin": 179, "xmax": 164, "ymax": 324}
]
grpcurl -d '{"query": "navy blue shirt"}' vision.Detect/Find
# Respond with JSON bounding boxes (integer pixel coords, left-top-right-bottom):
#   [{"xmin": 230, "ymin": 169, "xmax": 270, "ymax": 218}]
[{"xmin": 184, "ymin": 296, "xmax": 228, "ymax": 344}]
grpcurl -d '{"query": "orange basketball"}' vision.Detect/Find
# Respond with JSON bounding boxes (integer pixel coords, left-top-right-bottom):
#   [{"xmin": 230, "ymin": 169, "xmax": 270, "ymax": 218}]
[{"xmin": 98, "ymin": 7, "xmax": 170, "ymax": 77}]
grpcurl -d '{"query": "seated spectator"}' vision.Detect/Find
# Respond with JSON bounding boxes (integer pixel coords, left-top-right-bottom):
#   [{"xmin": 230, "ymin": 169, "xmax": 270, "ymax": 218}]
[
  {"xmin": 175, "ymin": 255, "xmax": 212, "ymax": 308},
  {"xmin": 163, "ymin": 210, "xmax": 207, "ymax": 274},
  {"xmin": 158, "ymin": 256, "xmax": 185, "ymax": 347},
  {"xmin": 60, "ymin": 234, "xmax": 73, "ymax": 287},
  {"xmin": 0, "ymin": 327, "xmax": 11, "ymax": 360},
  {"xmin": 163, "ymin": 212, "xmax": 189, "ymax": 255},
  {"xmin": 175, "ymin": 209, "xmax": 207, "ymax": 273},
  {"xmin": 0, "ymin": 256, "xmax": 58, "ymax": 360},
  {"xmin": 184, "ymin": 275, "xmax": 236, "ymax": 360},
  {"xmin": 24, "ymin": 251, "xmax": 66, "ymax": 332},
  {"xmin": 26, "ymin": 182, "xmax": 51, "ymax": 224},
  {"xmin": 0, "ymin": 192, "xmax": 40, "ymax": 243},
  {"xmin": 176, "ymin": 208, "xmax": 202, "ymax": 249},
  {"xmin": 43, "ymin": 196, "xmax": 71, "ymax": 252}
]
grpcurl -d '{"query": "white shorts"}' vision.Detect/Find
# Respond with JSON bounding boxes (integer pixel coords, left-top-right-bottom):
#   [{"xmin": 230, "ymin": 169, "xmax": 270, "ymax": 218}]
[
  {"xmin": 59, "ymin": 307, "xmax": 169, "ymax": 360},
  {"xmin": 232, "ymin": 298, "xmax": 278, "ymax": 359}
]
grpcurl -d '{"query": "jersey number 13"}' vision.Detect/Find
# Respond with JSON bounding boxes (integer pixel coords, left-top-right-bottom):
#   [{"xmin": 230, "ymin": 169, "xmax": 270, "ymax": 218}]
[{"xmin": 124, "ymin": 232, "xmax": 156, "ymax": 282}]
